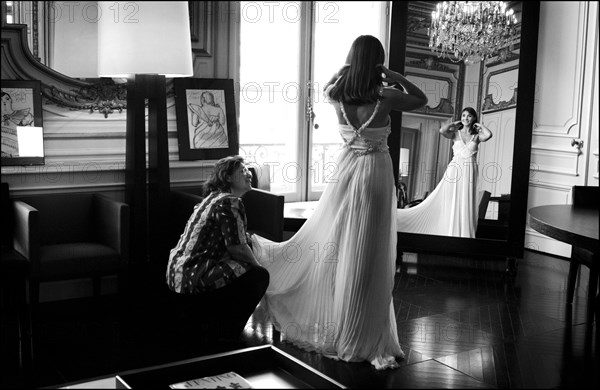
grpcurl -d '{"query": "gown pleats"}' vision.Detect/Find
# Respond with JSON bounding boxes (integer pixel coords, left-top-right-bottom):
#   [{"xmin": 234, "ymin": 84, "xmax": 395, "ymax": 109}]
[
  {"xmin": 396, "ymin": 133, "xmax": 480, "ymax": 238},
  {"xmin": 252, "ymin": 118, "xmax": 404, "ymax": 370}
]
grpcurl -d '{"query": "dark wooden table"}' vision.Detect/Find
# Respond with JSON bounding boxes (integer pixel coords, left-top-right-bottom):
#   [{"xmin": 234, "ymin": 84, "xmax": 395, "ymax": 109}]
[
  {"xmin": 528, "ymin": 204, "xmax": 599, "ymax": 321},
  {"xmin": 528, "ymin": 204, "xmax": 599, "ymax": 253}
]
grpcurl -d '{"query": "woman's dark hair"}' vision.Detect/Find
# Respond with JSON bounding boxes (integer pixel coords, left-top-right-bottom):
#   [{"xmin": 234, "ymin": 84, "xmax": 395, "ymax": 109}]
[
  {"xmin": 202, "ymin": 155, "xmax": 245, "ymax": 196},
  {"xmin": 457, "ymin": 107, "xmax": 479, "ymax": 134},
  {"xmin": 326, "ymin": 35, "xmax": 385, "ymax": 105}
]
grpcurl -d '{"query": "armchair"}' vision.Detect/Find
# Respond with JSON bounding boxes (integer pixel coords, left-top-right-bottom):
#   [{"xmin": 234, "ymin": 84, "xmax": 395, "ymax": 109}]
[
  {"xmin": 1, "ymin": 183, "xmax": 32, "ymax": 376},
  {"xmin": 475, "ymin": 192, "xmax": 510, "ymax": 240},
  {"xmin": 11, "ymin": 192, "xmax": 130, "ymax": 308},
  {"xmin": 242, "ymin": 188, "xmax": 285, "ymax": 242},
  {"xmin": 169, "ymin": 187, "xmax": 285, "ymax": 248}
]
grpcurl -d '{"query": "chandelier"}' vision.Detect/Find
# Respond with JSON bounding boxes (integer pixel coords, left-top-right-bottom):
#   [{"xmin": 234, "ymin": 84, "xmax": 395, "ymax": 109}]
[{"xmin": 428, "ymin": 1, "xmax": 518, "ymax": 65}]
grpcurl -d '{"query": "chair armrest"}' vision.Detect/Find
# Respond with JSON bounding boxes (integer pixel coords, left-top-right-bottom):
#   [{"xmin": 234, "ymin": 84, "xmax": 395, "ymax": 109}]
[
  {"xmin": 170, "ymin": 190, "xmax": 204, "ymax": 212},
  {"xmin": 242, "ymin": 188, "xmax": 284, "ymax": 242},
  {"xmin": 169, "ymin": 190, "xmax": 204, "ymax": 248},
  {"xmin": 93, "ymin": 194, "xmax": 130, "ymax": 262},
  {"xmin": 12, "ymin": 200, "xmax": 39, "ymax": 268},
  {"xmin": 477, "ymin": 190, "xmax": 491, "ymax": 220}
]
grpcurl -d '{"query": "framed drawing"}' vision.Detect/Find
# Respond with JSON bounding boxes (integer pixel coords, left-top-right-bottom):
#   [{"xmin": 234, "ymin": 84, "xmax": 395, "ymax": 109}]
[
  {"xmin": 174, "ymin": 78, "xmax": 239, "ymax": 161},
  {"xmin": 1, "ymin": 80, "xmax": 45, "ymax": 166}
]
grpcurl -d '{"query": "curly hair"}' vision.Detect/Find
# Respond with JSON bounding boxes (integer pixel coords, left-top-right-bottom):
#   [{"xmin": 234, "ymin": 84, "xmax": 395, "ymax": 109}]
[{"xmin": 202, "ymin": 155, "xmax": 245, "ymax": 196}]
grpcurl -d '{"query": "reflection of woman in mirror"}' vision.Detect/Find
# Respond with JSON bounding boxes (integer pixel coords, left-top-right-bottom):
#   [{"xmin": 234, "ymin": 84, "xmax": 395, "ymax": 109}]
[
  {"xmin": 1, "ymin": 91, "xmax": 34, "ymax": 157},
  {"xmin": 188, "ymin": 91, "xmax": 228, "ymax": 149},
  {"xmin": 397, "ymin": 107, "xmax": 492, "ymax": 238}
]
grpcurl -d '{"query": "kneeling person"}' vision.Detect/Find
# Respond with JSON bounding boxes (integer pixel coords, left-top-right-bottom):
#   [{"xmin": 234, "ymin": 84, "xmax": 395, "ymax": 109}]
[{"xmin": 166, "ymin": 155, "xmax": 269, "ymax": 341}]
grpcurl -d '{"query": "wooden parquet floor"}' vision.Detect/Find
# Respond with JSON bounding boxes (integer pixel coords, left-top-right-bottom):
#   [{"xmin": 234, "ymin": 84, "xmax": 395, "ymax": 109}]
[{"xmin": 2, "ymin": 250, "xmax": 597, "ymax": 388}]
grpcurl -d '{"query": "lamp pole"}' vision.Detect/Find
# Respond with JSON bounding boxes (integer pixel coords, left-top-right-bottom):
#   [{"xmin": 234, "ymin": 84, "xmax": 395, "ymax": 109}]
[
  {"xmin": 98, "ymin": 2, "xmax": 193, "ymax": 285},
  {"xmin": 124, "ymin": 74, "xmax": 171, "ymax": 270}
]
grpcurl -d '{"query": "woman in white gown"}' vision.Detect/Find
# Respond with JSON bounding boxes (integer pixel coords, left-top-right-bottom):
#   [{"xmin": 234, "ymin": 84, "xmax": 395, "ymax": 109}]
[
  {"xmin": 396, "ymin": 107, "xmax": 493, "ymax": 238},
  {"xmin": 251, "ymin": 35, "xmax": 427, "ymax": 370}
]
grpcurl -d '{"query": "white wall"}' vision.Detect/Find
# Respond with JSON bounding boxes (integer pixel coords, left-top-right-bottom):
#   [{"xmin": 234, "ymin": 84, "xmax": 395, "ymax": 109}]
[{"xmin": 525, "ymin": 1, "xmax": 599, "ymax": 257}]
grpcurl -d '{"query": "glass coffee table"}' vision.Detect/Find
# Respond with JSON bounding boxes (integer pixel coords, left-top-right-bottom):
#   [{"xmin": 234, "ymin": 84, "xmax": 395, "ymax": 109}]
[
  {"xmin": 114, "ymin": 344, "xmax": 345, "ymax": 389},
  {"xmin": 60, "ymin": 345, "xmax": 345, "ymax": 389}
]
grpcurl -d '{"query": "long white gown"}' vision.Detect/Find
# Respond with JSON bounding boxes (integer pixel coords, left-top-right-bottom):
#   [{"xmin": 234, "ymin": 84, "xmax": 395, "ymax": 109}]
[
  {"xmin": 396, "ymin": 132, "xmax": 480, "ymax": 238},
  {"xmin": 252, "ymin": 99, "xmax": 404, "ymax": 370}
]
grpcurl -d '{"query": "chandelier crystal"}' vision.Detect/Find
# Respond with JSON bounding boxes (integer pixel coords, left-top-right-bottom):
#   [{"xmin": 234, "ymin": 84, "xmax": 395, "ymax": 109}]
[{"xmin": 428, "ymin": 1, "xmax": 518, "ymax": 65}]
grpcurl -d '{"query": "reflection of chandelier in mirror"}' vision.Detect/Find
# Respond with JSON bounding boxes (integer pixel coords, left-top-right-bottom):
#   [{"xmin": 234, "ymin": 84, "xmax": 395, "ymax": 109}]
[{"xmin": 428, "ymin": 1, "xmax": 518, "ymax": 65}]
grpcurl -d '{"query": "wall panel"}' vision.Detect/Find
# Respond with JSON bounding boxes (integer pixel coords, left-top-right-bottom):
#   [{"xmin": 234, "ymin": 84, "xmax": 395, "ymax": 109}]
[{"xmin": 525, "ymin": 1, "xmax": 598, "ymax": 257}]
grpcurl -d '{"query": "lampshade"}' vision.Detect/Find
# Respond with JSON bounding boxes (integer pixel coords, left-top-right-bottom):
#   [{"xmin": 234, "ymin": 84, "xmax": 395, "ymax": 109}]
[
  {"xmin": 97, "ymin": 1, "xmax": 193, "ymax": 78},
  {"xmin": 52, "ymin": 1, "xmax": 99, "ymax": 78},
  {"xmin": 399, "ymin": 148, "xmax": 410, "ymax": 176}
]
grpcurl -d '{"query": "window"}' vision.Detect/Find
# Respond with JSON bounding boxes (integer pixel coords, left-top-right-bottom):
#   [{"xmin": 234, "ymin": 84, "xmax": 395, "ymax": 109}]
[{"xmin": 239, "ymin": 1, "xmax": 389, "ymax": 201}]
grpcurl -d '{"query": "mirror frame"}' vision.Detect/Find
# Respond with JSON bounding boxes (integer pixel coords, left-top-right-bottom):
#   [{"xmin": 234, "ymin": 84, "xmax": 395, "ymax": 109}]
[
  {"xmin": 1, "ymin": 21, "xmax": 127, "ymax": 118},
  {"xmin": 388, "ymin": 1, "xmax": 540, "ymax": 260},
  {"xmin": 1, "ymin": 1, "xmax": 210, "ymax": 117}
]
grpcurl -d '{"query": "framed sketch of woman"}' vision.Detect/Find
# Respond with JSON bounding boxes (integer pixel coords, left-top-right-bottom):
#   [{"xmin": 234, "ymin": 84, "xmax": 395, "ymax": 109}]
[
  {"xmin": 188, "ymin": 91, "xmax": 228, "ymax": 149},
  {"xmin": 175, "ymin": 79, "xmax": 239, "ymax": 161}
]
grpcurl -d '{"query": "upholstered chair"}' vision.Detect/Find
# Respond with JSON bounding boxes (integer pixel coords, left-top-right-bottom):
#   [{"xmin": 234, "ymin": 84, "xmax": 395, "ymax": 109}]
[
  {"xmin": 11, "ymin": 192, "xmax": 130, "ymax": 309},
  {"xmin": 1, "ymin": 182, "xmax": 32, "ymax": 373},
  {"xmin": 169, "ymin": 187, "xmax": 285, "ymax": 248}
]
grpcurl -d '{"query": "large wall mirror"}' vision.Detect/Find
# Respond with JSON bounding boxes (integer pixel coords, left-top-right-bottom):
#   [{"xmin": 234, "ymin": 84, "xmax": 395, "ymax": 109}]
[
  {"xmin": 1, "ymin": 1, "xmax": 211, "ymax": 117},
  {"xmin": 390, "ymin": 1, "xmax": 540, "ymax": 261}
]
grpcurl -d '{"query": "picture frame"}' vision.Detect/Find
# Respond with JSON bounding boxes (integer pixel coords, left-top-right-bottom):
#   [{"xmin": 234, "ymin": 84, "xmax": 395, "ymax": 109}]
[
  {"xmin": 174, "ymin": 78, "xmax": 239, "ymax": 161},
  {"xmin": 1, "ymin": 80, "xmax": 45, "ymax": 166}
]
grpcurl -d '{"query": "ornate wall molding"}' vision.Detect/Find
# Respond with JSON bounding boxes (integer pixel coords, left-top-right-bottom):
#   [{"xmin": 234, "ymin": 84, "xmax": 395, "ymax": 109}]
[
  {"xmin": 405, "ymin": 68, "xmax": 458, "ymax": 117},
  {"xmin": 481, "ymin": 65, "xmax": 519, "ymax": 113},
  {"xmin": 1, "ymin": 23, "xmax": 181, "ymax": 117},
  {"xmin": 42, "ymin": 78, "xmax": 127, "ymax": 118},
  {"xmin": 531, "ymin": 2, "xmax": 586, "ymax": 136},
  {"xmin": 405, "ymin": 54, "xmax": 454, "ymax": 73},
  {"xmin": 486, "ymin": 49, "xmax": 520, "ymax": 67},
  {"xmin": 1, "ymin": 23, "xmax": 127, "ymax": 117},
  {"xmin": 414, "ymin": 97, "xmax": 455, "ymax": 116},
  {"xmin": 405, "ymin": 48, "xmax": 464, "ymax": 118},
  {"xmin": 482, "ymin": 88, "xmax": 518, "ymax": 112}
]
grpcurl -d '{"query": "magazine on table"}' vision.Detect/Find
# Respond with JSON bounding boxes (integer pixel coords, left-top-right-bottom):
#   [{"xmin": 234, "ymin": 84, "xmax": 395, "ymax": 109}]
[{"xmin": 169, "ymin": 371, "xmax": 252, "ymax": 389}]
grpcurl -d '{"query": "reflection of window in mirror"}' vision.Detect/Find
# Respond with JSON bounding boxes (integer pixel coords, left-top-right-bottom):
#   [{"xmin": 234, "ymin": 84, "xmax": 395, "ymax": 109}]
[
  {"xmin": 51, "ymin": 1, "xmax": 99, "ymax": 78},
  {"xmin": 3, "ymin": 1, "xmax": 54, "ymax": 67},
  {"xmin": 4, "ymin": 1, "xmax": 15, "ymax": 23},
  {"xmin": 399, "ymin": 127, "xmax": 420, "ymax": 202},
  {"xmin": 4, "ymin": 1, "xmax": 104, "ymax": 78}
]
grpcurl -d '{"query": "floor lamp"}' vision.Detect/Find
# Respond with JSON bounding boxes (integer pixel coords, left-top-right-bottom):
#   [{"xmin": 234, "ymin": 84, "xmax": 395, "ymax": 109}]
[{"xmin": 97, "ymin": 2, "xmax": 193, "ymax": 273}]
